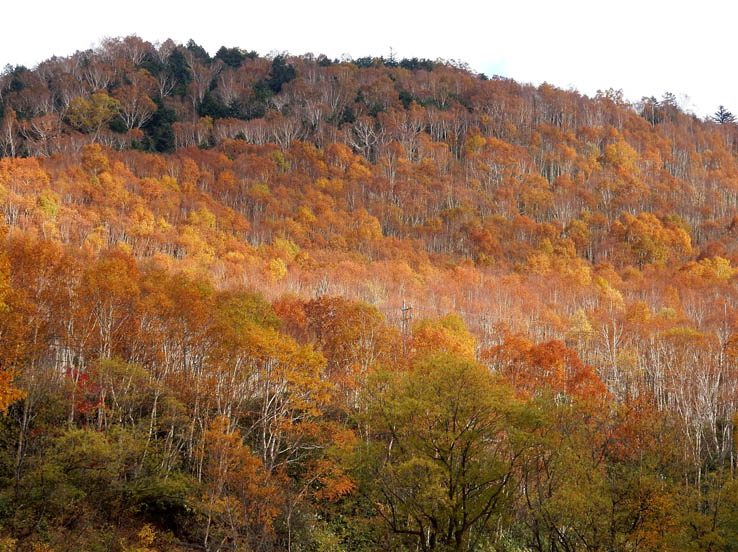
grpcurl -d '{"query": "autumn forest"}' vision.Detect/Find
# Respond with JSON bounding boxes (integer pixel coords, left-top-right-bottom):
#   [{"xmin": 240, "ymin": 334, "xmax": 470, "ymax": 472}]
[{"xmin": 1, "ymin": 36, "xmax": 738, "ymax": 551}]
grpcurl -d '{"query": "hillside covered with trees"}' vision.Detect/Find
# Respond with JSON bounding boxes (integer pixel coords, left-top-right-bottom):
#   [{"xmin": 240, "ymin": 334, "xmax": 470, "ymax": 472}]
[{"xmin": 2, "ymin": 36, "xmax": 738, "ymax": 551}]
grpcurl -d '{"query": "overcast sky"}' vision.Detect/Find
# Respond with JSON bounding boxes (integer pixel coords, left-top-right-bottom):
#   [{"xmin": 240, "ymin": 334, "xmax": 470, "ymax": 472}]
[{"xmin": 2, "ymin": 0, "xmax": 734, "ymax": 118}]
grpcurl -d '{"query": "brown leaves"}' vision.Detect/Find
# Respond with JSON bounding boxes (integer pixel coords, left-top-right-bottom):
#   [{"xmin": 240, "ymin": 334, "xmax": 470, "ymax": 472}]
[
  {"xmin": 483, "ymin": 337, "xmax": 608, "ymax": 402},
  {"xmin": 203, "ymin": 415, "xmax": 281, "ymax": 543}
]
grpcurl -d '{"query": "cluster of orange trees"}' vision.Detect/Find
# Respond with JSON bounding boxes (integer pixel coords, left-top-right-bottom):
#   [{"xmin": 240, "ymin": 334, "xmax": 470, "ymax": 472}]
[{"xmin": 2, "ymin": 37, "xmax": 738, "ymax": 550}]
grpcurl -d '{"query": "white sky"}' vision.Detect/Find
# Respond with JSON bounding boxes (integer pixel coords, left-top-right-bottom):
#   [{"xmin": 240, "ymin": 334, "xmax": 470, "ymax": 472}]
[{"xmin": 1, "ymin": 0, "xmax": 734, "ymax": 118}]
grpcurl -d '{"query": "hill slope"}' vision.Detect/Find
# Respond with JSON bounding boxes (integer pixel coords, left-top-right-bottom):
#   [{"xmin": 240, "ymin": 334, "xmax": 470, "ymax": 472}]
[{"xmin": 1, "ymin": 37, "xmax": 738, "ymax": 550}]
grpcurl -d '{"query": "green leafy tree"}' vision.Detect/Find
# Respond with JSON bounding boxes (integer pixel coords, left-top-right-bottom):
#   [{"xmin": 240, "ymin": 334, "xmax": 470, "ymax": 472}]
[
  {"xmin": 67, "ymin": 93, "xmax": 121, "ymax": 138},
  {"xmin": 215, "ymin": 46, "xmax": 247, "ymax": 69},
  {"xmin": 143, "ymin": 96, "xmax": 177, "ymax": 152},
  {"xmin": 713, "ymin": 105, "xmax": 736, "ymax": 124},
  {"xmin": 267, "ymin": 55, "xmax": 296, "ymax": 94},
  {"xmin": 355, "ymin": 354, "xmax": 538, "ymax": 551}
]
